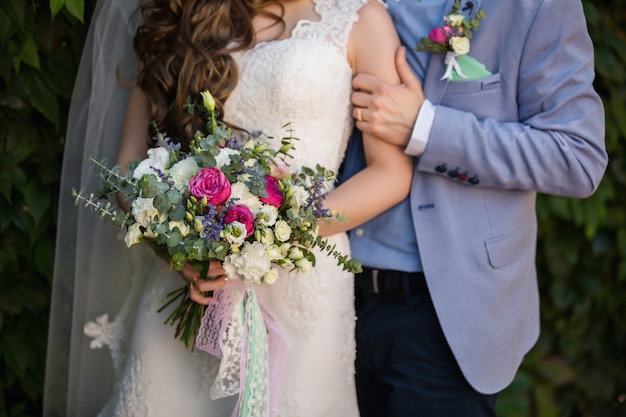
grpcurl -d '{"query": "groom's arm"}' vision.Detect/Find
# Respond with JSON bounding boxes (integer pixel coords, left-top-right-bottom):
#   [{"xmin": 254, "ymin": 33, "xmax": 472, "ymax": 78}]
[{"xmin": 352, "ymin": 0, "xmax": 608, "ymax": 199}]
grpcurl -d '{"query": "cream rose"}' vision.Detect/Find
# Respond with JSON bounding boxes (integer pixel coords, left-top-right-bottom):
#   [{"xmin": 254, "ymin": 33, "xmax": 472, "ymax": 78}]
[
  {"xmin": 131, "ymin": 197, "xmax": 161, "ymax": 228},
  {"xmin": 450, "ymin": 36, "xmax": 470, "ymax": 55},
  {"xmin": 230, "ymin": 182, "xmax": 263, "ymax": 213},
  {"xmin": 262, "ymin": 268, "xmax": 280, "ymax": 285},
  {"xmin": 274, "ymin": 220, "xmax": 292, "ymax": 242},
  {"xmin": 124, "ymin": 223, "xmax": 143, "ymax": 248},
  {"xmin": 169, "ymin": 220, "xmax": 190, "ymax": 237}
]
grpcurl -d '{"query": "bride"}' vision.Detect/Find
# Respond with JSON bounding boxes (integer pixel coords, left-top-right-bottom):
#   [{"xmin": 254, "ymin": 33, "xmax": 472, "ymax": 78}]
[{"xmin": 44, "ymin": 0, "xmax": 411, "ymax": 416}]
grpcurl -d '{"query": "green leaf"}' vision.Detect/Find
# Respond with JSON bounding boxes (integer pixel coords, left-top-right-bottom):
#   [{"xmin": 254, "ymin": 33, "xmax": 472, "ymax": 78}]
[
  {"xmin": 65, "ymin": 0, "xmax": 85, "ymax": 22},
  {"xmin": 2, "ymin": 0, "xmax": 25, "ymax": 26},
  {"xmin": 23, "ymin": 71, "xmax": 60, "ymax": 130},
  {"xmin": 0, "ymin": 10, "xmax": 11, "ymax": 41},
  {"xmin": 18, "ymin": 33, "xmax": 40, "ymax": 70},
  {"xmin": 49, "ymin": 0, "xmax": 65, "ymax": 20},
  {"xmin": 24, "ymin": 179, "xmax": 51, "ymax": 227}
]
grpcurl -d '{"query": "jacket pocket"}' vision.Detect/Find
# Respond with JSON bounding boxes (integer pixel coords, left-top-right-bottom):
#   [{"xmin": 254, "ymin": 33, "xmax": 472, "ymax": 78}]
[
  {"xmin": 483, "ymin": 222, "xmax": 533, "ymax": 269},
  {"xmin": 440, "ymin": 73, "xmax": 502, "ymax": 119}
]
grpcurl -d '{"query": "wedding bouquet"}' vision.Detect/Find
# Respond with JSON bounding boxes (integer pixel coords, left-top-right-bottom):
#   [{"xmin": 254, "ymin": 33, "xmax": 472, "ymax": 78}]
[{"xmin": 73, "ymin": 90, "xmax": 361, "ymax": 350}]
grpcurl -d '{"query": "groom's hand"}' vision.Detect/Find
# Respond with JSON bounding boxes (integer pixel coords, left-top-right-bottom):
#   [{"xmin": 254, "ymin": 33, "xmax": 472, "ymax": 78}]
[{"xmin": 352, "ymin": 46, "xmax": 424, "ymax": 147}]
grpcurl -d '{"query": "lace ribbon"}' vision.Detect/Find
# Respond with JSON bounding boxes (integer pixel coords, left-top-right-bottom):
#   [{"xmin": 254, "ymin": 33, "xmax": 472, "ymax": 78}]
[{"xmin": 196, "ymin": 280, "xmax": 286, "ymax": 417}]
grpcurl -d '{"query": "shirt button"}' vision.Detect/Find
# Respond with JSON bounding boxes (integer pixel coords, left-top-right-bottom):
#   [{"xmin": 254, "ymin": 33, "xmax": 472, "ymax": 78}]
[{"xmin": 354, "ymin": 228, "xmax": 365, "ymax": 237}]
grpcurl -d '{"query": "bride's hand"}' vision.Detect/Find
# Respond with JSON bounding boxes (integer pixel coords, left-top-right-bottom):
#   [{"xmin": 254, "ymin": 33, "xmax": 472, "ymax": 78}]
[{"xmin": 181, "ymin": 261, "xmax": 229, "ymax": 305}]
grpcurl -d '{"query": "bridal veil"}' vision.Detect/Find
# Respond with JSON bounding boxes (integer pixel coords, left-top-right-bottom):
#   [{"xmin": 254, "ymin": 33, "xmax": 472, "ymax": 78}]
[{"xmin": 44, "ymin": 0, "xmax": 148, "ymax": 415}]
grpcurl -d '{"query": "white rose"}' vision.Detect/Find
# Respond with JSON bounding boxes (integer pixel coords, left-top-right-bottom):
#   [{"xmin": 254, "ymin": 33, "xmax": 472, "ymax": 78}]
[
  {"xmin": 225, "ymin": 242, "xmax": 271, "ymax": 284},
  {"xmin": 256, "ymin": 205, "xmax": 278, "ymax": 226},
  {"xmin": 215, "ymin": 147, "xmax": 239, "ymax": 168},
  {"xmin": 450, "ymin": 36, "xmax": 470, "ymax": 55},
  {"xmin": 262, "ymin": 268, "xmax": 280, "ymax": 285},
  {"xmin": 169, "ymin": 220, "xmax": 190, "ymax": 237},
  {"xmin": 265, "ymin": 244, "xmax": 283, "ymax": 261},
  {"xmin": 259, "ymin": 227, "xmax": 275, "ymax": 245},
  {"xmin": 230, "ymin": 182, "xmax": 263, "ymax": 213},
  {"xmin": 132, "ymin": 147, "xmax": 170, "ymax": 179},
  {"xmin": 288, "ymin": 246, "xmax": 304, "ymax": 260},
  {"xmin": 131, "ymin": 197, "xmax": 160, "ymax": 228},
  {"xmin": 295, "ymin": 258, "xmax": 313, "ymax": 273},
  {"xmin": 290, "ymin": 185, "xmax": 310, "ymax": 208},
  {"xmin": 224, "ymin": 222, "xmax": 248, "ymax": 245},
  {"xmin": 124, "ymin": 223, "xmax": 143, "ymax": 248},
  {"xmin": 274, "ymin": 220, "xmax": 292, "ymax": 242},
  {"xmin": 448, "ymin": 13, "xmax": 465, "ymax": 27},
  {"xmin": 169, "ymin": 157, "xmax": 199, "ymax": 191}
]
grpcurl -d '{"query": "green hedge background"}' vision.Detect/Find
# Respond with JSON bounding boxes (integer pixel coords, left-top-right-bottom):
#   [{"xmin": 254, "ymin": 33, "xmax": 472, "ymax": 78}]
[{"xmin": 0, "ymin": 1, "xmax": 624, "ymax": 416}]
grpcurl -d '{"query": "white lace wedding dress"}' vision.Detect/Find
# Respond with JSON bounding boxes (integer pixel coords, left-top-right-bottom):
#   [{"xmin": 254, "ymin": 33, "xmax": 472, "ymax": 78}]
[{"xmin": 86, "ymin": 0, "xmax": 365, "ymax": 416}]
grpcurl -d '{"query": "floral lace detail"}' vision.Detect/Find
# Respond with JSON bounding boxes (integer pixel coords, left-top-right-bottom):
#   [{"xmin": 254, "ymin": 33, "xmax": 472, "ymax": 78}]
[
  {"xmin": 276, "ymin": 381, "xmax": 309, "ymax": 417},
  {"xmin": 97, "ymin": 351, "xmax": 150, "ymax": 417},
  {"xmin": 84, "ymin": 250, "xmax": 149, "ymax": 377}
]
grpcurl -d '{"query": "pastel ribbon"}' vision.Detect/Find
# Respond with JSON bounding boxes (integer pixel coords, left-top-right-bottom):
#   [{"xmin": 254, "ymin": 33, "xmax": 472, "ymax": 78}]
[
  {"xmin": 196, "ymin": 280, "xmax": 286, "ymax": 417},
  {"xmin": 441, "ymin": 51, "xmax": 468, "ymax": 81}
]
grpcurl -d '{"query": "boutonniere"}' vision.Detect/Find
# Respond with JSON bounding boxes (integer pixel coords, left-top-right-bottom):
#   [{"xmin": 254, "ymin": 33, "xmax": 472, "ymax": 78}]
[{"xmin": 415, "ymin": 1, "xmax": 488, "ymax": 81}]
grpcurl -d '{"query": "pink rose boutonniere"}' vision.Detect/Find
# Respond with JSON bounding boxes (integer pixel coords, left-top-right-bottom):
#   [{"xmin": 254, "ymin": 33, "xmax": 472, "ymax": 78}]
[{"xmin": 416, "ymin": 0, "xmax": 488, "ymax": 81}]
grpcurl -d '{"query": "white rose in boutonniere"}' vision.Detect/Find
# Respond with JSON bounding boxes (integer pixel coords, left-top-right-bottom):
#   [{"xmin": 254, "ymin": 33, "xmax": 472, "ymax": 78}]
[
  {"xmin": 415, "ymin": 0, "xmax": 488, "ymax": 81},
  {"xmin": 450, "ymin": 36, "xmax": 470, "ymax": 55}
]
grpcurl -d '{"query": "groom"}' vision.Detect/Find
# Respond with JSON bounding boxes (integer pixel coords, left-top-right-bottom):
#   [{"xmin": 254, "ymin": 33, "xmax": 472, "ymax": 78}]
[{"xmin": 342, "ymin": 0, "xmax": 607, "ymax": 415}]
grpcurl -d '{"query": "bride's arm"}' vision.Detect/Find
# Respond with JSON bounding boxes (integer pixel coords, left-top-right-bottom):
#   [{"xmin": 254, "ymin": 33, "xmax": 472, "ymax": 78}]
[{"xmin": 319, "ymin": 1, "xmax": 413, "ymax": 236}]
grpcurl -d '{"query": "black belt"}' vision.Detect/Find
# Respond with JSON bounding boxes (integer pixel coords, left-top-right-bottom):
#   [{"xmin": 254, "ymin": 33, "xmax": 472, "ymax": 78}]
[{"xmin": 356, "ymin": 267, "xmax": 428, "ymax": 296}]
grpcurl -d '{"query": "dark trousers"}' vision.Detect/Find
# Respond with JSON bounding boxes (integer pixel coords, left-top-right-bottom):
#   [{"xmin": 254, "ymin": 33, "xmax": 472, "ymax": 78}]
[{"xmin": 355, "ymin": 273, "xmax": 499, "ymax": 417}]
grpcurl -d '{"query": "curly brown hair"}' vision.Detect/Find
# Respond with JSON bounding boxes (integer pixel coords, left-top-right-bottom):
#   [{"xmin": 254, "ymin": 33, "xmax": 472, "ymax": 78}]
[{"xmin": 133, "ymin": 0, "xmax": 284, "ymax": 146}]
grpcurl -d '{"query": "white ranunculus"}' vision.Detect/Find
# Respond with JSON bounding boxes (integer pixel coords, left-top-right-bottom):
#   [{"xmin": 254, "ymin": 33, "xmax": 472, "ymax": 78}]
[
  {"xmin": 290, "ymin": 185, "xmax": 310, "ymax": 208},
  {"xmin": 265, "ymin": 244, "xmax": 283, "ymax": 261},
  {"xmin": 274, "ymin": 220, "xmax": 292, "ymax": 242},
  {"xmin": 169, "ymin": 157, "xmax": 199, "ymax": 191},
  {"xmin": 230, "ymin": 182, "xmax": 263, "ymax": 213},
  {"xmin": 225, "ymin": 241, "xmax": 272, "ymax": 284},
  {"xmin": 132, "ymin": 147, "xmax": 170, "ymax": 179},
  {"xmin": 215, "ymin": 147, "xmax": 239, "ymax": 168},
  {"xmin": 262, "ymin": 268, "xmax": 280, "ymax": 285},
  {"xmin": 124, "ymin": 223, "xmax": 143, "ymax": 248},
  {"xmin": 169, "ymin": 220, "xmax": 190, "ymax": 237},
  {"xmin": 131, "ymin": 197, "xmax": 160, "ymax": 228},
  {"xmin": 295, "ymin": 258, "xmax": 313, "ymax": 273},
  {"xmin": 450, "ymin": 36, "xmax": 470, "ymax": 55},
  {"xmin": 257, "ymin": 205, "xmax": 278, "ymax": 226}
]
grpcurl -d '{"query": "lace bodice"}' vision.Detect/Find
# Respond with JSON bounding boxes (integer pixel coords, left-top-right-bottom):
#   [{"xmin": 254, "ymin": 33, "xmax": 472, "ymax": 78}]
[{"xmin": 224, "ymin": 0, "xmax": 368, "ymax": 174}]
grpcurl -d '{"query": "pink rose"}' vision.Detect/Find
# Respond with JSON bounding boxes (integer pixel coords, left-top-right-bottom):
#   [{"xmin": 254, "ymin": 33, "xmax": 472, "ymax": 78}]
[
  {"xmin": 259, "ymin": 176, "xmax": 284, "ymax": 208},
  {"xmin": 188, "ymin": 167, "xmax": 232, "ymax": 205},
  {"xmin": 224, "ymin": 205, "xmax": 255, "ymax": 237},
  {"xmin": 429, "ymin": 26, "xmax": 451, "ymax": 44}
]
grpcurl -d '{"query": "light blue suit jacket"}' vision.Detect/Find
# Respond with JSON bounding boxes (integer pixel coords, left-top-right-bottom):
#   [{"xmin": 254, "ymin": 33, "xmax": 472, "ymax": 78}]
[{"xmin": 401, "ymin": 0, "xmax": 607, "ymax": 394}]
